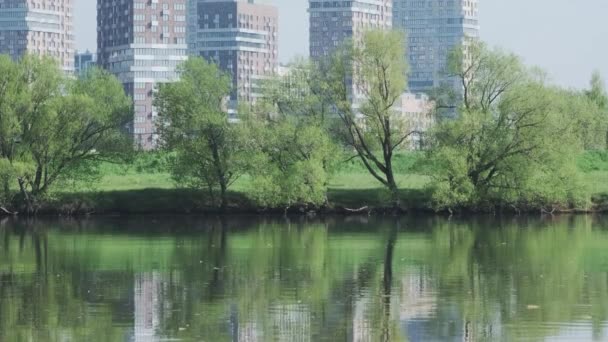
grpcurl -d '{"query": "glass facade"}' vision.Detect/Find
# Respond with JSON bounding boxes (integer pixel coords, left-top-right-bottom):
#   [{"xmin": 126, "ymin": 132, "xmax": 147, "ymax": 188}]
[{"xmin": 393, "ymin": 0, "xmax": 479, "ymax": 93}]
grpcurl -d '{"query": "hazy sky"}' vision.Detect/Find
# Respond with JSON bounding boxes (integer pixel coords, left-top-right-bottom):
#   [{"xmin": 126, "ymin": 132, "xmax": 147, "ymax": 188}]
[{"xmin": 75, "ymin": 0, "xmax": 608, "ymax": 89}]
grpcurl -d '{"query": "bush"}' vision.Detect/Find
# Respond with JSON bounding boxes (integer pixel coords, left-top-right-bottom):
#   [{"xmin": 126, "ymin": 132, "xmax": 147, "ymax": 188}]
[{"xmin": 577, "ymin": 150, "xmax": 608, "ymax": 172}]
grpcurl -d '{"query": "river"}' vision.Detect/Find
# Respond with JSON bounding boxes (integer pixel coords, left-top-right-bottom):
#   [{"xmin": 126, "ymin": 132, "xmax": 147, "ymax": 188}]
[{"xmin": 0, "ymin": 215, "xmax": 607, "ymax": 341}]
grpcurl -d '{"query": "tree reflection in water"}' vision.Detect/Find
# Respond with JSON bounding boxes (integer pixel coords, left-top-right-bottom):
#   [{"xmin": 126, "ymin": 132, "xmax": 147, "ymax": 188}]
[{"xmin": 0, "ymin": 215, "xmax": 607, "ymax": 341}]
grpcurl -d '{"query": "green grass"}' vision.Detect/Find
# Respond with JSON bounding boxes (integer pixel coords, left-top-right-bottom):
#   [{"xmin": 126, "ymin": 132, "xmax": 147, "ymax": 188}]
[
  {"xmin": 45, "ymin": 157, "xmax": 432, "ymax": 213},
  {"xmin": 34, "ymin": 151, "xmax": 608, "ymax": 214}
]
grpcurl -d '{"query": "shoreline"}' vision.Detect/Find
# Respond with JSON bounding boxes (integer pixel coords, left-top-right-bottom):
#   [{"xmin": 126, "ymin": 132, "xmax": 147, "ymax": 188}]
[{"xmin": 1, "ymin": 187, "xmax": 607, "ymax": 217}]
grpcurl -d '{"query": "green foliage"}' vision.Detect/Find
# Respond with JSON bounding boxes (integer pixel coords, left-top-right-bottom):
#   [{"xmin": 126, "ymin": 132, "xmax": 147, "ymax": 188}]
[
  {"xmin": 155, "ymin": 57, "xmax": 246, "ymax": 209},
  {"xmin": 244, "ymin": 60, "xmax": 340, "ymax": 207},
  {"xmin": 322, "ymin": 29, "xmax": 413, "ymax": 201},
  {"xmin": 245, "ymin": 117, "xmax": 339, "ymax": 207},
  {"xmin": 578, "ymin": 150, "xmax": 608, "ymax": 172},
  {"xmin": 584, "ymin": 71, "xmax": 608, "ymax": 149},
  {"xmin": 0, "ymin": 55, "xmax": 132, "ymax": 210},
  {"xmin": 586, "ymin": 71, "xmax": 608, "ymax": 110},
  {"xmin": 426, "ymin": 43, "xmax": 588, "ymax": 211}
]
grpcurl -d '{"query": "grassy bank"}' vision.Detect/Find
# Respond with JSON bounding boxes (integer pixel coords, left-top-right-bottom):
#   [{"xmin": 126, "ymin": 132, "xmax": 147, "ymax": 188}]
[{"xmin": 8, "ymin": 151, "xmax": 608, "ymax": 215}]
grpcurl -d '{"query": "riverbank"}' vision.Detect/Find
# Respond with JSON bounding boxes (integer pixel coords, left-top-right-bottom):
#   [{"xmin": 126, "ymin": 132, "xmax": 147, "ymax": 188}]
[
  {"xmin": 2, "ymin": 185, "xmax": 608, "ymax": 216},
  {"xmin": 19, "ymin": 187, "xmax": 430, "ymax": 216},
  {"xmin": 3, "ymin": 151, "xmax": 608, "ymax": 216}
]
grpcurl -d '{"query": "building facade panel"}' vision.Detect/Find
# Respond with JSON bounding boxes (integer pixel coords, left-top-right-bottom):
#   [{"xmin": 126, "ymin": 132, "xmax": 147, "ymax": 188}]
[
  {"xmin": 98, "ymin": 0, "xmax": 187, "ymax": 149},
  {"xmin": 0, "ymin": 0, "xmax": 74, "ymax": 72}
]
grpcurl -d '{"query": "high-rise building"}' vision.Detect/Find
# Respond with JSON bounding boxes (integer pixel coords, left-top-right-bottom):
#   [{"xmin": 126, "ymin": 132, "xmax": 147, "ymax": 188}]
[
  {"xmin": 74, "ymin": 50, "xmax": 96, "ymax": 75},
  {"xmin": 393, "ymin": 0, "xmax": 479, "ymax": 93},
  {"xmin": 97, "ymin": 0, "xmax": 188, "ymax": 149},
  {"xmin": 188, "ymin": 0, "xmax": 278, "ymax": 112},
  {"xmin": 309, "ymin": 0, "xmax": 392, "ymax": 59},
  {"xmin": 0, "ymin": 0, "xmax": 74, "ymax": 72}
]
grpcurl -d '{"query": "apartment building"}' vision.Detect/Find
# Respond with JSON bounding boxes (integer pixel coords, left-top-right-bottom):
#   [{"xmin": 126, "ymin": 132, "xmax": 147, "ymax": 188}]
[
  {"xmin": 97, "ymin": 0, "xmax": 188, "ymax": 149},
  {"xmin": 74, "ymin": 49, "xmax": 96, "ymax": 75},
  {"xmin": 0, "ymin": 0, "xmax": 74, "ymax": 72},
  {"xmin": 309, "ymin": 0, "xmax": 392, "ymax": 59},
  {"xmin": 393, "ymin": 0, "xmax": 479, "ymax": 93},
  {"xmin": 188, "ymin": 0, "xmax": 278, "ymax": 112}
]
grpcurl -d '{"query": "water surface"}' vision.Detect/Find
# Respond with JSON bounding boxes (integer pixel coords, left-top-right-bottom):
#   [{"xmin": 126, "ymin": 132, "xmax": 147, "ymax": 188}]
[{"xmin": 1, "ymin": 215, "xmax": 608, "ymax": 341}]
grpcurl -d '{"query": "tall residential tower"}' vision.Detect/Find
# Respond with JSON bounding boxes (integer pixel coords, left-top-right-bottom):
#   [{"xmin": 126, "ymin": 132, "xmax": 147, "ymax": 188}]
[
  {"xmin": 393, "ymin": 0, "xmax": 479, "ymax": 93},
  {"xmin": 97, "ymin": 0, "xmax": 188, "ymax": 149},
  {"xmin": 0, "ymin": 0, "xmax": 74, "ymax": 72},
  {"xmin": 309, "ymin": 0, "xmax": 392, "ymax": 59},
  {"xmin": 188, "ymin": 0, "xmax": 278, "ymax": 111}
]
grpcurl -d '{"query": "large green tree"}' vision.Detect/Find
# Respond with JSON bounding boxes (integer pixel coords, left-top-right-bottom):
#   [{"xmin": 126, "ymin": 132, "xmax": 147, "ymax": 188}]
[
  {"xmin": 242, "ymin": 61, "xmax": 339, "ymax": 209},
  {"xmin": 0, "ymin": 56, "xmax": 131, "ymax": 212},
  {"xmin": 425, "ymin": 43, "xmax": 588, "ymax": 211},
  {"xmin": 22, "ymin": 66, "xmax": 132, "ymax": 197},
  {"xmin": 155, "ymin": 57, "xmax": 245, "ymax": 210},
  {"xmin": 323, "ymin": 30, "xmax": 412, "ymax": 204}
]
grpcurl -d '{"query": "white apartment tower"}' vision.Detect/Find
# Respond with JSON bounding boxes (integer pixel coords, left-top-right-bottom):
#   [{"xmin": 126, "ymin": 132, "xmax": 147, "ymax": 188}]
[{"xmin": 0, "ymin": 0, "xmax": 74, "ymax": 72}]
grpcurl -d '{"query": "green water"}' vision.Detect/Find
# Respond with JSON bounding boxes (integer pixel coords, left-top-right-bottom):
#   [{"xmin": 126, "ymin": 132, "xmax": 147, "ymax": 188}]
[{"xmin": 0, "ymin": 215, "xmax": 608, "ymax": 341}]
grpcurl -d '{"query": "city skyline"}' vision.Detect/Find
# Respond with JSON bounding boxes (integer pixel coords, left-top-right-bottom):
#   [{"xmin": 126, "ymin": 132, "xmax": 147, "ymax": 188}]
[{"xmin": 76, "ymin": 0, "xmax": 608, "ymax": 89}]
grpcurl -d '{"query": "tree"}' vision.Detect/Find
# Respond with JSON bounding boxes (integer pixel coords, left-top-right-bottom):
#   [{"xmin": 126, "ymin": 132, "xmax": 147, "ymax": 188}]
[
  {"xmin": 584, "ymin": 71, "xmax": 608, "ymax": 149},
  {"xmin": 425, "ymin": 43, "xmax": 587, "ymax": 211},
  {"xmin": 244, "ymin": 115, "xmax": 338, "ymax": 209},
  {"xmin": 323, "ymin": 30, "xmax": 412, "ymax": 204},
  {"xmin": 20, "ymin": 66, "xmax": 132, "ymax": 199},
  {"xmin": 243, "ymin": 61, "xmax": 339, "ymax": 208},
  {"xmin": 586, "ymin": 71, "xmax": 608, "ymax": 110},
  {"xmin": 0, "ymin": 56, "xmax": 132, "ymax": 211},
  {"xmin": 155, "ymin": 57, "xmax": 245, "ymax": 210}
]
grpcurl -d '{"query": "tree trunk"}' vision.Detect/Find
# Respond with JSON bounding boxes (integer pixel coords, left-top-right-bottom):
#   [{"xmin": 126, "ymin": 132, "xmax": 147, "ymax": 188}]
[
  {"xmin": 386, "ymin": 171, "xmax": 400, "ymax": 207},
  {"xmin": 17, "ymin": 177, "xmax": 33, "ymax": 214},
  {"xmin": 32, "ymin": 166, "xmax": 42, "ymax": 195},
  {"xmin": 219, "ymin": 180, "xmax": 227, "ymax": 213},
  {"xmin": 2, "ymin": 178, "xmax": 9, "ymax": 199},
  {"xmin": 384, "ymin": 150, "xmax": 400, "ymax": 207}
]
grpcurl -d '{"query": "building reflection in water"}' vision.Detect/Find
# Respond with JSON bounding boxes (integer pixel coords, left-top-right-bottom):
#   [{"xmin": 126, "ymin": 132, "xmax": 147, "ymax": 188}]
[{"xmin": 133, "ymin": 272, "xmax": 163, "ymax": 342}]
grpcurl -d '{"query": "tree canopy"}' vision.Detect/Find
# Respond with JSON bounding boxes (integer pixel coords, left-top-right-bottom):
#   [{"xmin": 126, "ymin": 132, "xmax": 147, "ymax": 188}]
[
  {"xmin": 155, "ymin": 57, "xmax": 246, "ymax": 210},
  {"xmin": 243, "ymin": 60, "xmax": 339, "ymax": 208},
  {"xmin": 425, "ymin": 43, "xmax": 592, "ymax": 211},
  {"xmin": 0, "ymin": 56, "xmax": 131, "ymax": 211}
]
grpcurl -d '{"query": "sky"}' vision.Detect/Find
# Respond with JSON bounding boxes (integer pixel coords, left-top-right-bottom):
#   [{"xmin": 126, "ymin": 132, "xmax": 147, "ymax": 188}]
[{"xmin": 75, "ymin": 0, "xmax": 608, "ymax": 89}]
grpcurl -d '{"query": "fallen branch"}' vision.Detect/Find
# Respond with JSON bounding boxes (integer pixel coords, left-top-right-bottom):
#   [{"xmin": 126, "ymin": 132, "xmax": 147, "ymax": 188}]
[
  {"xmin": 540, "ymin": 207, "xmax": 556, "ymax": 215},
  {"xmin": 0, "ymin": 206, "xmax": 16, "ymax": 215},
  {"xmin": 344, "ymin": 206, "xmax": 369, "ymax": 213}
]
